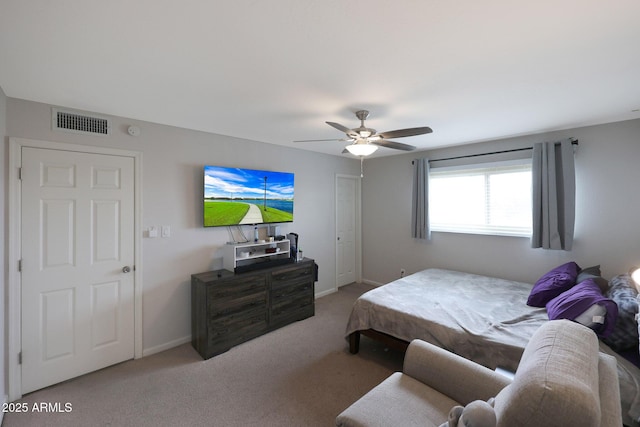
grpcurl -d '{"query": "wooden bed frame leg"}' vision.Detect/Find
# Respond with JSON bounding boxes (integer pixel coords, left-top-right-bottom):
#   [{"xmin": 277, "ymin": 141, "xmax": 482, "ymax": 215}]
[{"xmin": 349, "ymin": 331, "xmax": 360, "ymax": 354}]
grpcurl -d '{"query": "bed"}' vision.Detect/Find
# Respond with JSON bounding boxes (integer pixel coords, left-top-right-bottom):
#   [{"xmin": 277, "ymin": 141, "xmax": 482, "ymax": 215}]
[{"xmin": 345, "ymin": 268, "xmax": 640, "ymax": 426}]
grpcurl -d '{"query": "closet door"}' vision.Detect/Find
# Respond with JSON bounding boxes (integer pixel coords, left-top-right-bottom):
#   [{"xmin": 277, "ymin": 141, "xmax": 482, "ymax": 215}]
[{"xmin": 21, "ymin": 147, "xmax": 135, "ymax": 394}]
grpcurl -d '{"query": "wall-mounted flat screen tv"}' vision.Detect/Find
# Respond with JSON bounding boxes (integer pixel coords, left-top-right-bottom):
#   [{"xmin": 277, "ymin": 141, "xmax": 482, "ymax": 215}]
[{"xmin": 204, "ymin": 165, "xmax": 294, "ymax": 227}]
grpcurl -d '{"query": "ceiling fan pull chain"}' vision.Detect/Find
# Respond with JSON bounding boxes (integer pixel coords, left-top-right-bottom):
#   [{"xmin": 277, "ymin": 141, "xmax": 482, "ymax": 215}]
[{"xmin": 360, "ymin": 157, "xmax": 364, "ymax": 178}]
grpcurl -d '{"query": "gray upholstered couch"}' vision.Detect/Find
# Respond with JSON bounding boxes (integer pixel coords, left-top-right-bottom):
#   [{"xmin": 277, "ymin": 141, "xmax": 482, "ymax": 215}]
[{"xmin": 336, "ymin": 320, "xmax": 622, "ymax": 427}]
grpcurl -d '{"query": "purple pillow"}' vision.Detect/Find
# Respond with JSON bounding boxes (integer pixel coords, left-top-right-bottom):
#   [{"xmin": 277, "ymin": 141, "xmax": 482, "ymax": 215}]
[
  {"xmin": 527, "ymin": 262, "xmax": 580, "ymax": 307},
  {"xmin": 546, "ymin": 279, "xmax": 618, "ymax": 338}
]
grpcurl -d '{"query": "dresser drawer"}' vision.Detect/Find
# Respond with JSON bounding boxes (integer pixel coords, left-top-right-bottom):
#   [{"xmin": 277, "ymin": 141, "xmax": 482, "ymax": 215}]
[
  {"xmin": 208, "ymin": 289, "xmax": 267, "ymax": 318},
  {"xmin": 271, "ymin": 263, "xmax": 313, "ymax": 288},
  {"xmin": 271, "ymin": 295, "xmax": 314, "ymax": 326},
  {"xmin": 271, "ymin": 280, "xmax": 313, "ymax": 303},
  {"xmin": 208, "ymin": 306, "xmax": 268, "ymax": 344},
  {"xmin": 209, "ymin": 274, "xmax": 266, "ymax": 299}
]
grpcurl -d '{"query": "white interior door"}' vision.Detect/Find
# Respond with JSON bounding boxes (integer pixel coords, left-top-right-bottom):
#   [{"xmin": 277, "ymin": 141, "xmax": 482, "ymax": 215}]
[
  {"xmin": 21, "ymin": 146, "xmax": 135, "ymax": 394},
  {"xmin": 336, "ymin": 175, "xmax": 359, "ymax": 287}
]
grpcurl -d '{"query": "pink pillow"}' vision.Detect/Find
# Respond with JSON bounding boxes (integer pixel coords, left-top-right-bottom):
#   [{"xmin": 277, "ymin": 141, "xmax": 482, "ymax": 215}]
[{"xmin": 527, "ymin": 262, "xmax": 579, "ymax": 307}]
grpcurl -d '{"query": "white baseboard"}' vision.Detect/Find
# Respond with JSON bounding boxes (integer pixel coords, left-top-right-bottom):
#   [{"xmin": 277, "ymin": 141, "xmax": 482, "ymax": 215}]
[
  {"xmin": 142, "ymin": 335, "xmax": 191, "ymax": 358},
  {"xmin": 315, "ymin": 288, "xmax": 337, "ymax": 299},
  {"xmin": 361, "ymin": 278, "xmax": 385, "ymax": 287}
]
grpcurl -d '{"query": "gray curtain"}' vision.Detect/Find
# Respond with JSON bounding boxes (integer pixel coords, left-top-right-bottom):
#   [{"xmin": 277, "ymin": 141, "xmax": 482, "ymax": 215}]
[
  {"xmin": 531, "ymin": 139, "xmax": 575, "ymax": 250},
  {"xmin": 411, "ymin": 158, "xmax": 430, "ymax": 240}
]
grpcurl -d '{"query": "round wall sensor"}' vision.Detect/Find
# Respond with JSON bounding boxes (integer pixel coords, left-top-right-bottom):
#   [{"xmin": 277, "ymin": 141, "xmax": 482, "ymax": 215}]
[{"xmin": 127, "ymin": 126, "xmax": 141, "ymax": 136}]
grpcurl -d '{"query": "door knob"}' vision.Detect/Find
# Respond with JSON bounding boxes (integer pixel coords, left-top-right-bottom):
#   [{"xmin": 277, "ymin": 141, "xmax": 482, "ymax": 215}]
[{"xmin": 122, "ymin": 266, "xmax": 131, "ymax": 273}]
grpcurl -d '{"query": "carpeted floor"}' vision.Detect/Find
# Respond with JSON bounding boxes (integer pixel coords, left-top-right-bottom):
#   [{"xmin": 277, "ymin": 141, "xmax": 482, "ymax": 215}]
[{"xmin": 3, "ymin": 283, "xmax": 404, "ymax": 427}]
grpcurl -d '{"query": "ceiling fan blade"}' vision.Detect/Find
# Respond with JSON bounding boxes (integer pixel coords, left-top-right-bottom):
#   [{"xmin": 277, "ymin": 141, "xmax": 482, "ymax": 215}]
[
  {"xmin": 326, "ymin": 121, "xmax": 351, "ymax": 132},
  {"xmin": 378, "ymin": 126, "xmax": 433, "ymax": 139},
  {"xmin": 326, "ymin": 121, "xmax": 359, "ymax": 138},
  {"xmin": 372, "ymin": 139, "xmax": 416, "ymax": 151},
  {"xmin": 293, "ymin": 138, "xmax": 344, "ymax": 143}
]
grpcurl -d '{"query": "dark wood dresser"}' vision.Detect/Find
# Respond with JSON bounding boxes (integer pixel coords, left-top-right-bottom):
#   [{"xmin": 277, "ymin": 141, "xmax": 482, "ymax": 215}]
[{"xmin": 191, "ymin": 258, "xmax": 316, "ymax": 359}]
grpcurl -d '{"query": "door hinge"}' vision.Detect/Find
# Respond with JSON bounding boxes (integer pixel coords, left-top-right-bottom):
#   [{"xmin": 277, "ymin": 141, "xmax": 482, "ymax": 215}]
[
  {"xmin": 18, "ymin": 259, "xmax": 22, "ymax": 272},
  {"xmin": 18, "ymin": 351, "xmax": 22, "ymax": 365},
  {"xmin": 18, "ymin": 167, "xmax": 22, "ymax": 180}
]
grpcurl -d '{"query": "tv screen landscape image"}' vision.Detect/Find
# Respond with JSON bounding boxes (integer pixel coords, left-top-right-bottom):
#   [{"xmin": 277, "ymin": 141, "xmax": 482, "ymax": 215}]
[{"xmin": 204, "ymin": 165, "xmax": 294, "ymax": 227}]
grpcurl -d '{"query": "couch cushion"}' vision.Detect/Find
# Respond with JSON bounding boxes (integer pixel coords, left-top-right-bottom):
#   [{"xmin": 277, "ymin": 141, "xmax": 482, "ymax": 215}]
[
  {"xmin": 493, "ymin": 320, "xmax": 600, "ymax": 427},
  {"xmin": 335, "ymin": 372, "xmax": 457, "ymax": 427},
  {"xmin": 527, "ymin": 262, "xmax": 579, "ymax": 307}
]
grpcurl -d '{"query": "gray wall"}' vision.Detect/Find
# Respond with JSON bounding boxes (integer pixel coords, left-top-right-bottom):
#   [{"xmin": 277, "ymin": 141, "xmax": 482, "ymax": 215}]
[
  {"xmin": 1, "ymin": 86, "xmax": 7, "ymax": 408},
  {"xmin": 5, "ymin": 98, "xmax": 360, "ymax": 355},
  {"xmin": 362, "ymin": 118, "xmax": 640, "ymax": 285}
]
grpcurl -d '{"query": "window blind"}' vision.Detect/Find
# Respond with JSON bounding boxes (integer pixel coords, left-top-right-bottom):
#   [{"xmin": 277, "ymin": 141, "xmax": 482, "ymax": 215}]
[{"xmin": 429, "ymin": 161, "xmax": 532, "ymax": 237}]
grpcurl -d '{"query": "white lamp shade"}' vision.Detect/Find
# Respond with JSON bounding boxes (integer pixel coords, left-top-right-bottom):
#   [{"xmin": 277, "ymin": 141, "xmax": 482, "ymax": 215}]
[
  {"xmin": 345, "ymin": 143, "xmax": 378, "ymax": 156},
  {"xmin": 631, "ymin": 267, "xmax": 640, "ymax": 292}
]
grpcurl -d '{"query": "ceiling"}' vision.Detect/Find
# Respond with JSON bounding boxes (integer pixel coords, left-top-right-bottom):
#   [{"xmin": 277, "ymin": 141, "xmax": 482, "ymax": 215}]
[{"xmin": 1, "ymin": 1, "xmax": 639, "ymax": 158}]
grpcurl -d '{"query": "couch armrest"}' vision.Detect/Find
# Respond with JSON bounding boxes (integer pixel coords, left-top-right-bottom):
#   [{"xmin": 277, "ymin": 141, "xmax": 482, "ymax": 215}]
[
  {"xmin": 598, "ymin": 353, "xmax": 623, "ymax": 426},
  {"xmin": 403, "ymin": 339, "xmax": 511, "ymax": 405}
]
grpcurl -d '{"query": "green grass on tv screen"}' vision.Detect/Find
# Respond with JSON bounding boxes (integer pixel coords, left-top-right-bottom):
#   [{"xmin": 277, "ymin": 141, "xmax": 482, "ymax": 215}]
[
  {"xmin": 204, "ymin": 200, "xmax": 293, "ymax": 226},
  {"xmin": 260, "ymin": 207, "xmax": 293, "ymax": 223},
  {"xmin": 204, "ymin": 201, "xmax": 249, "ymax": 226}
]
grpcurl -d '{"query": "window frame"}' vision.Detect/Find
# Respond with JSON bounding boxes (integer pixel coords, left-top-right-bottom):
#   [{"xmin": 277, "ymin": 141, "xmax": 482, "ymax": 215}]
[{"xmin": 428, "ymin": 159, "xmax": 533, "ymax": 238}]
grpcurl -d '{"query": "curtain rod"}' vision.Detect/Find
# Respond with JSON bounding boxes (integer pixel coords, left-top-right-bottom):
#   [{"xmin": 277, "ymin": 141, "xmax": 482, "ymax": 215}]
[{"xmin": 424, "ymin": 139, "xmax": 578, "ymax": 164}]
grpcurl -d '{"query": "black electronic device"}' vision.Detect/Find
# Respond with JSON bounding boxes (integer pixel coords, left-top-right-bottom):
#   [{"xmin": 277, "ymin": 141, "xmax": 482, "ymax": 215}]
[
  {"xmin": 233, "ymin": 257, "xmax": 294, "ymax": 274},
  {"xmin": 287, "ymin": 232, "xmax": 298, "ymax": 259}
]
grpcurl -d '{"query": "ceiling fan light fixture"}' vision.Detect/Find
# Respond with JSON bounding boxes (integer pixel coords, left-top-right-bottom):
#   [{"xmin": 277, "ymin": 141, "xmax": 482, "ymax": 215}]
[{"xmin": 345, "ymin": 143, "xmax": 378, "ymax": 156}]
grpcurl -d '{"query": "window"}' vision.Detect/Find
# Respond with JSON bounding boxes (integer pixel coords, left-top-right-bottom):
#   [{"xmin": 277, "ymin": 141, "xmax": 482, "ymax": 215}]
[{"xmin": 429, "ymin": 160, "xmax": 532, "ymax": 237}]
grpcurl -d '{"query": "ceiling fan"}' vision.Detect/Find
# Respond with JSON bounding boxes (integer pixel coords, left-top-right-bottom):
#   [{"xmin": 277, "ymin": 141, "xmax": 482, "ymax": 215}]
[{"xmin": 295, "ymin": 110, "xmax": 433, "ymax": 156}]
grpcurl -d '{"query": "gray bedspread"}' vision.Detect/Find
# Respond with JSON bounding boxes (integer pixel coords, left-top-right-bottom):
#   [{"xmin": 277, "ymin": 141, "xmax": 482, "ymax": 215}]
[{"xmin": 345, "ymin": 268, "xmax": 640, "ymax": 425}]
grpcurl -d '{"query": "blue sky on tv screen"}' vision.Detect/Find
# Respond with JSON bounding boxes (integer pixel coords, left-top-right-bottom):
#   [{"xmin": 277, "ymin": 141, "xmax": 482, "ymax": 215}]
[{"xmin": 204, "ymin": 166, "xmax": 294, "ymax": 200}]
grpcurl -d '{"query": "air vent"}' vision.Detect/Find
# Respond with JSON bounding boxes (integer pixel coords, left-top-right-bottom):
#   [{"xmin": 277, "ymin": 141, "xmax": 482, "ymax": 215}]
[{"xmin": 52, "ymin": 109, "xmax": 111, "ymax": 136}]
